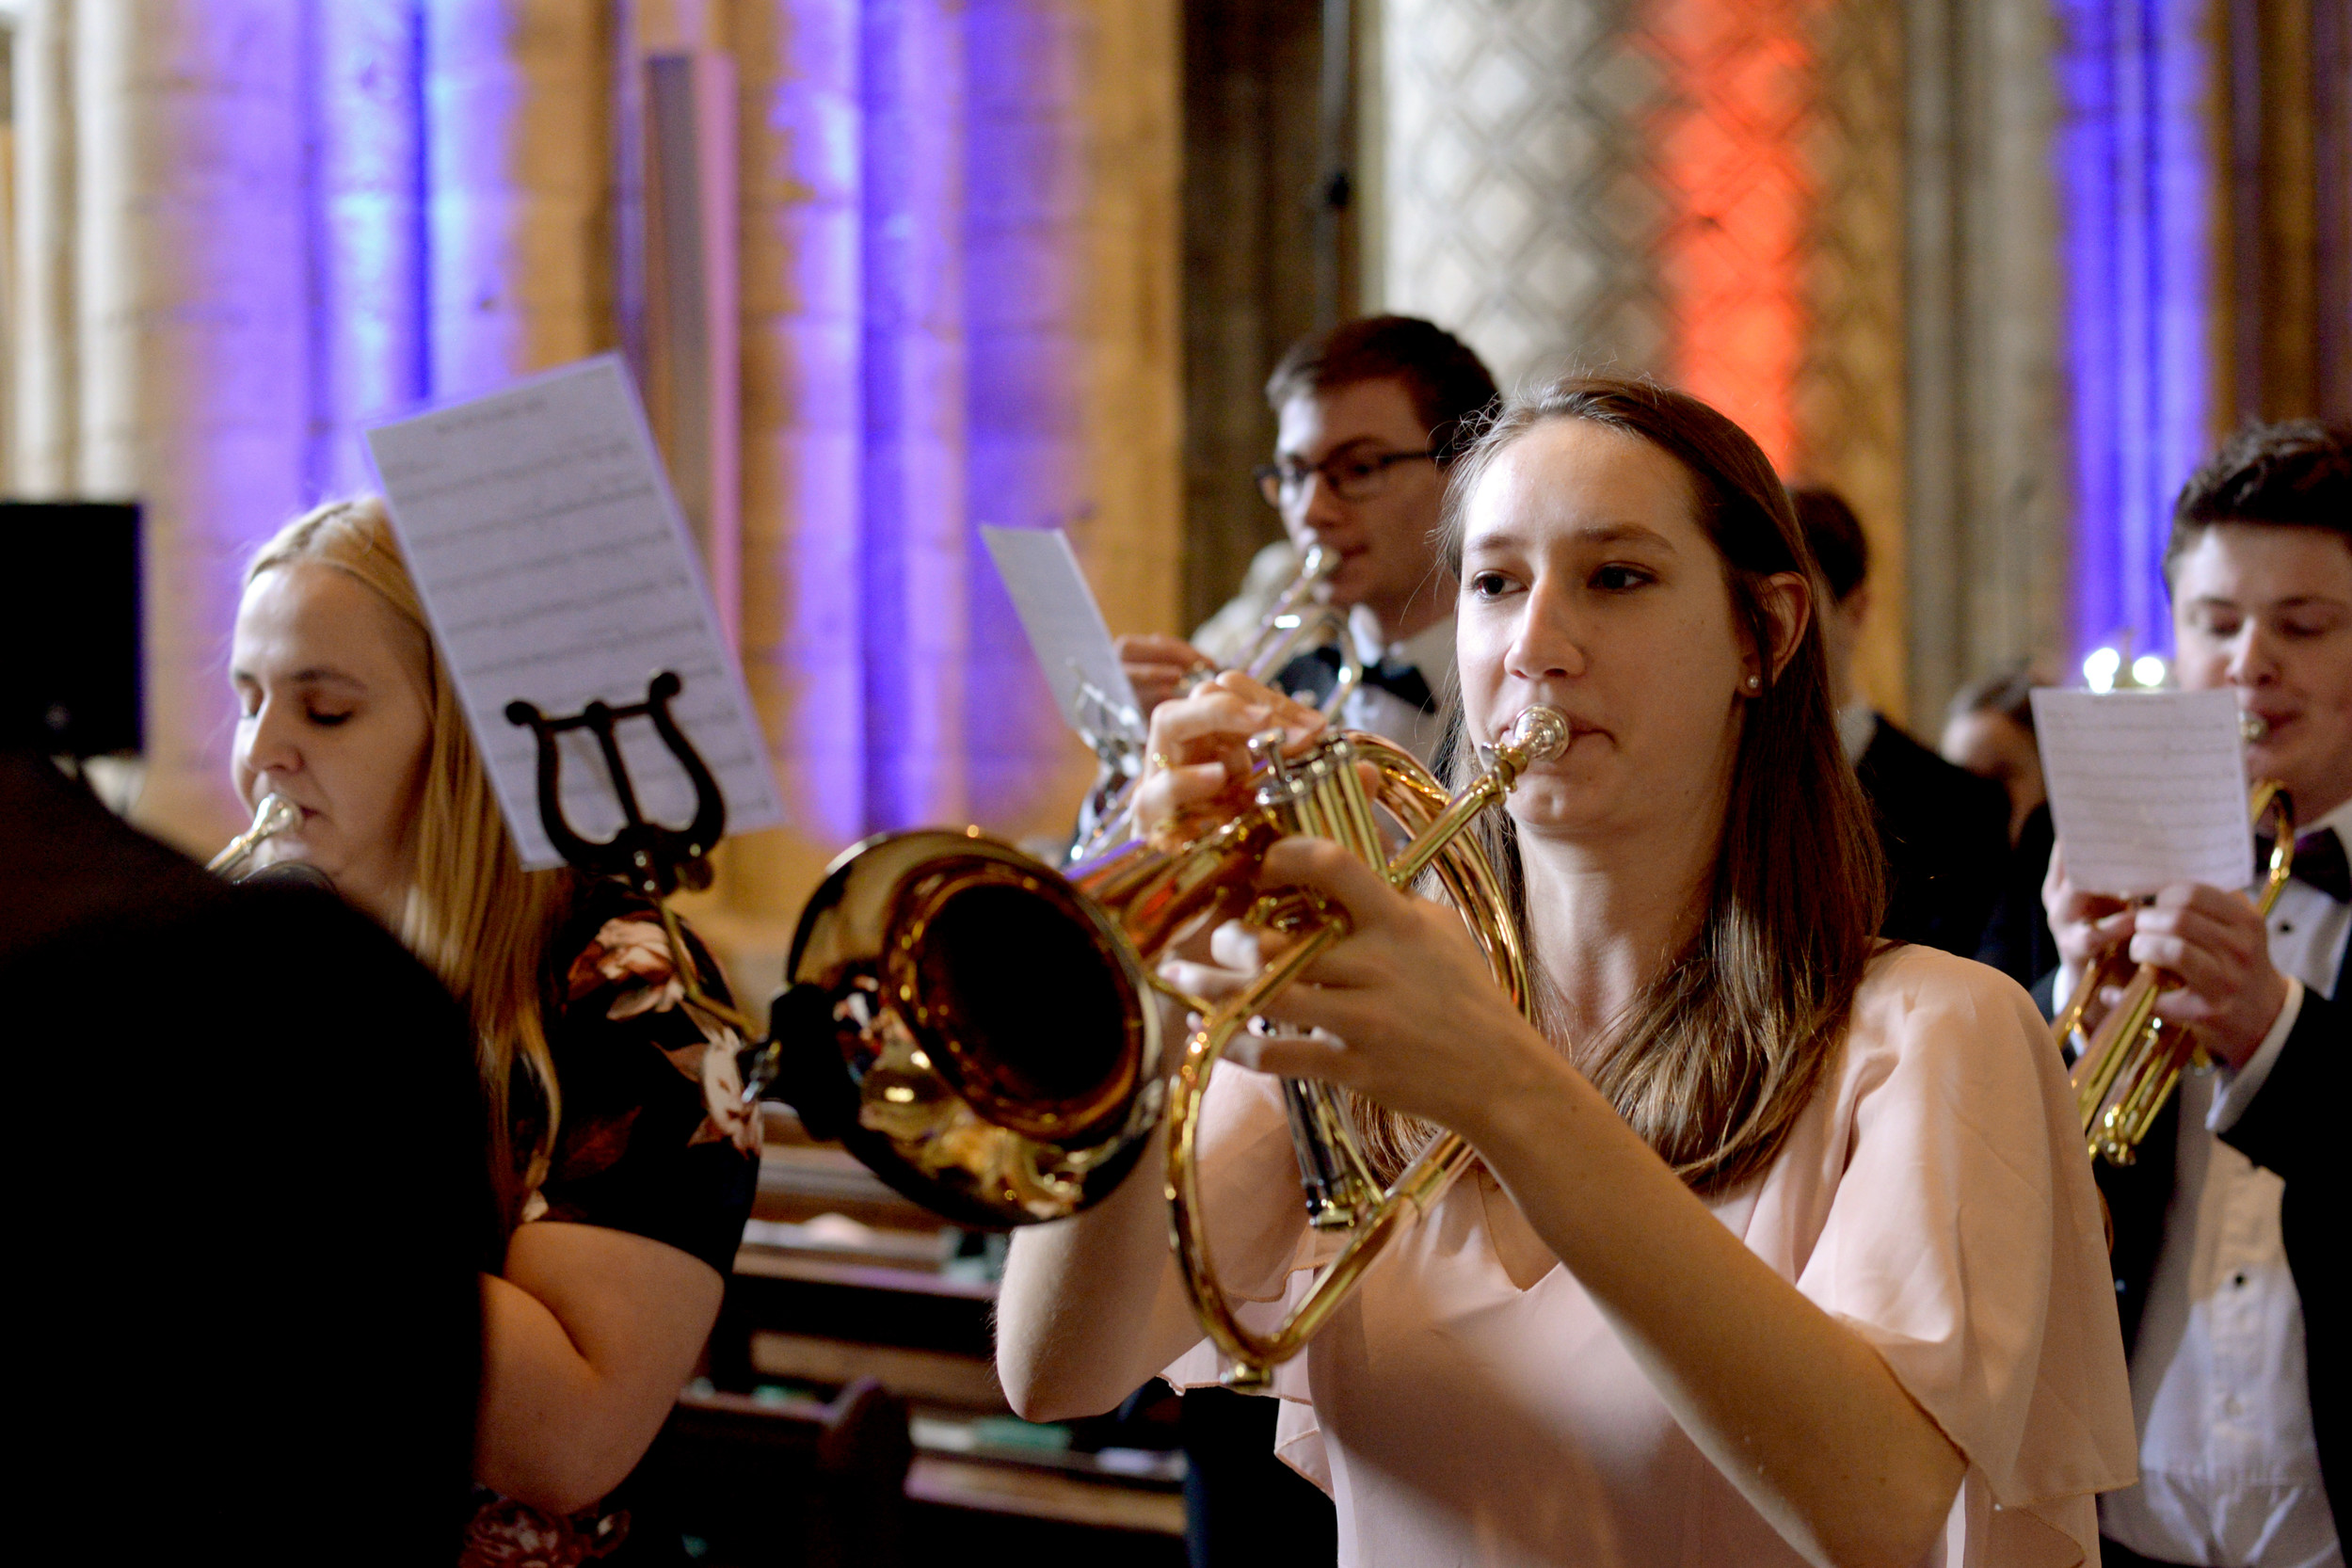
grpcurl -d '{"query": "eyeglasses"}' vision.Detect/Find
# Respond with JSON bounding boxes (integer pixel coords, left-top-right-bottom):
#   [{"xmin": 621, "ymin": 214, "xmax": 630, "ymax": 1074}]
[{"xmin": 1254, "ymin": 447, "xmax": 1435, "ymax": 508}]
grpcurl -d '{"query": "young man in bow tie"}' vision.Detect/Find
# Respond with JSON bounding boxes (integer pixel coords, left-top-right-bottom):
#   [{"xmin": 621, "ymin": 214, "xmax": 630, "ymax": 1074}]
[
  {"xmin": 1121, "ymin": 315, "xmax": 1498, "ymax": 767},
  {"xmin": 2045, "ymin": 420, "xmax": 2349, "ymax": 1568}
]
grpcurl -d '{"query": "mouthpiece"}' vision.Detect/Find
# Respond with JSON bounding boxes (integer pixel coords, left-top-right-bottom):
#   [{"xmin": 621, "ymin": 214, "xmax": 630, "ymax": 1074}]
[
  {"xmin": 2240, "ymin": 711, "xmax": 2269, "ymax": 744},
  {"xmin": 1300, "ymin": 543, "xmax": 1338, "ymax": 583},
  {"xmin": 252, "ymin": 792, "xmax": 300, "ymax": 839},
  {"xmin": 1508, "ymin": 705, "xmax": 1571, "ymax": 765},
  {"xmin": 207, "ymin": 792, "xmax": 302, "ymax": 877}
]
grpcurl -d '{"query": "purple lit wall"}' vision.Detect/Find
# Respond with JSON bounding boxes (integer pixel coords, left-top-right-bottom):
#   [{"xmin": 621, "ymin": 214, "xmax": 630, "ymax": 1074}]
[
  {"xmin": 754, "ymin": 0, "xmax": 1092, "ymax": 844},
  {"xmin": 310, "ymin": 2, "xmax": 430, "ymax": 498},
  {"xmin": 2053, "ymin": 0, "xmax": 2213, "ymax": 663},
  {"xmin": 82, "ymin": 1, "xmax": 1123, "ymax": 856}
]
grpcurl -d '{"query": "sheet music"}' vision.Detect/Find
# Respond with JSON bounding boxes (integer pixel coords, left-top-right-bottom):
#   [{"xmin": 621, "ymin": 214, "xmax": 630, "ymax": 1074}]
[
  {"xmin": 980, "ymin": 525, "xmax": 1140, "ymax": 736},
  {"xmin": 2030, "ymin": 688, "xmax": 2251, "ymax": 898},
  {"xmin": 365, "ymin": 355, "xmax": 784, "ymax": 870}
]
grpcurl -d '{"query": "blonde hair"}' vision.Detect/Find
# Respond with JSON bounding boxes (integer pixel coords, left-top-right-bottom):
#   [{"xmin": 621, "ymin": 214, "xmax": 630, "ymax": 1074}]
[{"xmin": 246, "ymin": 497, "xmax": 575, "ymax": 1208}]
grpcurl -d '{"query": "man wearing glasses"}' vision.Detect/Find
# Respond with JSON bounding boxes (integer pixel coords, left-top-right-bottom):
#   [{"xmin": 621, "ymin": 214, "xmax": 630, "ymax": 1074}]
[{"xmin": 1123, "ymin": 315, "xmax": 1500, "ymax": 767}]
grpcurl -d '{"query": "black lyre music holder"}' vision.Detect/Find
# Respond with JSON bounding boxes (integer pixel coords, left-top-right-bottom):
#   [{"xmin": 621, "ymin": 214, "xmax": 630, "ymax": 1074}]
[{"xmin": 504, "ymin": 671, "xmax": 728, "ymax": 901}]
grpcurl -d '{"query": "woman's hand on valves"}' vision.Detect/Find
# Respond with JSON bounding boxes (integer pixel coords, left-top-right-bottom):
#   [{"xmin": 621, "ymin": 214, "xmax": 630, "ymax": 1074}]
[
  {"xmin": 1157, "ymin": 837, "xmax": 1544, "ymax": 1139},
  {"xmin": 1131, "ymin": 671, "xmax": 1330, "ymax": 838}
]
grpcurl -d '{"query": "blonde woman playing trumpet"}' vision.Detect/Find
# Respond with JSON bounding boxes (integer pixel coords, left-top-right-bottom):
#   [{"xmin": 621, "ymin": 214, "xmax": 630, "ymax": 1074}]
[
  {"xmin": 998, "ymin": 380, "xmax": 2136, "ymax": 1568},
  {"xmin": 229, "ymin": 498, "xmax": 758, "ymax": 1563}
]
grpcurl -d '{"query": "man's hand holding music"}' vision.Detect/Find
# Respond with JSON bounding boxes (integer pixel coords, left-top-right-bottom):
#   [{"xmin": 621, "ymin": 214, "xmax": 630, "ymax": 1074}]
[
  {"xmin": 1117, "ymin": 634, "xmax": 1216, "ymax": 717},
  {"xmin": 2043, "ymin": 844, "xmax": 2290, "ymax": 1070}
]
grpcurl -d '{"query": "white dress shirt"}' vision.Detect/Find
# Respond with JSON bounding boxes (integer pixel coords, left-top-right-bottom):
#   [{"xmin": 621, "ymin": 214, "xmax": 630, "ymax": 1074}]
[
  {"xmin": 2099, "ymin": 795, "xmax": 2350, "ymax": 1567},
  {"xmin": 1337, "ymin": 606, "xmax": 1455, "ymax": 769}
]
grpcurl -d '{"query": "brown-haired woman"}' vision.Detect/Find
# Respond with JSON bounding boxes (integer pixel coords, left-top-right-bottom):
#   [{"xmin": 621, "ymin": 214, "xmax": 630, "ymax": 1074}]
[
  {"xmin": 230, "ymin": 498, "xmax": 760, "ymax": 1561},
  {"xmin": 996, "ymin": 379, "xmax": 2135, "ymax": 1567}
]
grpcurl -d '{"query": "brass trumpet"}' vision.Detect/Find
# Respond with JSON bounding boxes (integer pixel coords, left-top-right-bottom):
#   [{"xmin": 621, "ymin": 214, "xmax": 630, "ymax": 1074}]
[
  {"xmin": 1068, "ymin": 544, "xmax": 1364, "ymax": 862},
  {"xmin": 2058, "ymin": 779, "xmax": 2296, "ymax": 1165},
  {"xmin": 760, "ymin": 705, "xmax": 1568, "ymax": 1388},
  {"xmin": 208, "ymin": 792, "xmax": 302, "ymax": 878}
]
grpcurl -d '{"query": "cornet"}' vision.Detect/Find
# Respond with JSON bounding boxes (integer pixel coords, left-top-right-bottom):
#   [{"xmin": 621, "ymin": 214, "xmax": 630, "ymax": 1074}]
[
  {"xmin": 758, "ymin": 705, "xmax": 1569, "ymax": 1388},
  {"xmin": 2057, "ymin": 734, "xmax": 2296, "ymax": 1166},
  {"xmin": 1067, "ymin": 544, "xmax": 1365, "ymax": 862}
]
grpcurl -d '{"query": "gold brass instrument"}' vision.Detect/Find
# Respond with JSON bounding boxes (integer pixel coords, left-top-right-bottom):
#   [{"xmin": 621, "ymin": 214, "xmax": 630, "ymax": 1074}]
[
  {"xmin": 1068, "ymin": 544, "xmax": 1365, "ymax": 862},
  {"xmin": 208, "ymin": 792, "xmax": 302, "ymax": 878},
  {"xmin": 760, "ymin": 705, "xmax": 1570, "ymax": 1388},
  {"xmin": 2059, "ymin": 778, "xmax": 2296, "ymax": 1165}
]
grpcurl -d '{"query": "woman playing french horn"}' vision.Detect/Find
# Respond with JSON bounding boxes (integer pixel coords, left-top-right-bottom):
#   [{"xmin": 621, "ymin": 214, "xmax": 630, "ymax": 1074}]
[{"xmin": 997, "ymin": 379, "xmax": 2136, "ymax": 1567}]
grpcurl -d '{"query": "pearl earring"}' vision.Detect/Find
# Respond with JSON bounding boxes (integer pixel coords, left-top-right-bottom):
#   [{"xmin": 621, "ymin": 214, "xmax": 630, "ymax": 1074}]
[{"xmin": 1745, "ymin": 675, "xmax": 1763, "ymax": 694}]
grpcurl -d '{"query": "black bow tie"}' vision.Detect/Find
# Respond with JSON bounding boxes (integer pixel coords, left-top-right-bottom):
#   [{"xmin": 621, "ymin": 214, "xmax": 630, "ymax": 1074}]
[
  {"xmin": 2256, "ymin": 826, "xmax": 2350, "ymax": 904},
  {"xmin": 1276, "ymin": 646, "xmax": 1437, "ymax": 715}
]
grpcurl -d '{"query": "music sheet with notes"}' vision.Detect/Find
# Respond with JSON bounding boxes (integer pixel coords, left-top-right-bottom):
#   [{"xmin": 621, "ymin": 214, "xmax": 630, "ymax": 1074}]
[
  {"xmin": 2030, "ymin": 688, "xmax": 2251, "ymax": 897},
  {"xmin": 365, "ymin": 355, "xmax": 783, "ymax": 870},
  {"xmin": 979, "ymin": 525, "xmax": 1139, "ymax": 736}
]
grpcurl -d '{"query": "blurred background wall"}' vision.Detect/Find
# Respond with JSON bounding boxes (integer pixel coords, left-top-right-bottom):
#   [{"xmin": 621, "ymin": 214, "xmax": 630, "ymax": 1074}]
[{"xmin": 2, "ymin": 0, "xmax": 2345, "ymax": 979}]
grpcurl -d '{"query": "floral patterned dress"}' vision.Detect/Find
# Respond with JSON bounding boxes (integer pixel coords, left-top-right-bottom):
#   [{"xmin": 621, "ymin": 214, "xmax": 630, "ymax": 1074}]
[{"xmin": 460, "ymin": 881, "xmax": 760, "ymax": 1567}]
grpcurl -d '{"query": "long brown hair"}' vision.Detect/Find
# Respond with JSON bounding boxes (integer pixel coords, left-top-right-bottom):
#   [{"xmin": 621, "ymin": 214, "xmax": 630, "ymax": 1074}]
[
  {"xmin": 1361, "ymin": 376, "xmax": 1884, "ymax": 1197},
  {"xmin": 246, "ymin": 498, "xmax": 575, "ymax": 1208}
]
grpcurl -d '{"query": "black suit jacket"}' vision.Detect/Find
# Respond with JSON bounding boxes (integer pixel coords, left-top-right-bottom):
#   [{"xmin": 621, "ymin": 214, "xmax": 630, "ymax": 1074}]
[
  {"xmin": 1855, "ymin": 716, "xmax": 2013, "ymax": 957},
  {"xmin": 1977, "ymin": 803, "xmax": 2058, "ymax": 988},
  {"xmin": 2, "ymin": 750, "xmax": 494, "ymax": 1562},
  {"xmin": 2094, "ymin": 971, "xmax": 2346, "ymax": 1532}
]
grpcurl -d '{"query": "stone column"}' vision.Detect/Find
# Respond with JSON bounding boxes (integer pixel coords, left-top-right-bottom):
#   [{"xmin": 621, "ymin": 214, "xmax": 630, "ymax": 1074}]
[
  {"xmin": 1908, "ymin": 0, "xmax": 2068, "ymax": 714},
  {"xmin": 963, "ymin": 0, "xmax": 1183, "ymax": 839},
  {"xmin": 860, "ymin": 0, "xmax": 969, "ymax": 832},
  {"xmin": 1799, "ymin": 0, "xmax": 1912, "ymax": 718},
  {"xmin": 425, "ymin": 0, "xmax": 615, "ymax": 396},
  {"xmin": 74, "ymin": 0, "xmax": 311, "ymax": 852},
  {"xmin": 1375, "ymin": 0, "xmax": 1664, "ymax": 394},
  {"xmin": 728, "ymin": 0, "xmax": 866, "ymax": 919},
  {"xmin": 10, "ymin": 0, "xmax": 78, "ymax": 496},
  {"xmin": 314, "ymin": 0, "xmax": 430, "ymax": 497},
  {"xmin": 1378, "ymin": 0, "xmax": 1919, "ymax": 714}
]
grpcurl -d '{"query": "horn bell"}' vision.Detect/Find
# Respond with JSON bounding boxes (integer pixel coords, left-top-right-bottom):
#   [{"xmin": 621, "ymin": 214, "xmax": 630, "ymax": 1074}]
[{"xmin": 772, "ymin": 828, "xmax": 1171, "ymax": 1228}]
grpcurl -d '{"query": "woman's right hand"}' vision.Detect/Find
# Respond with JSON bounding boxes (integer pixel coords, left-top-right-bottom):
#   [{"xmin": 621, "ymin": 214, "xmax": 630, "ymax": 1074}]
[{"xmin": 1130, "ymin": 670, "xmax": 1328, "ymax": 839}]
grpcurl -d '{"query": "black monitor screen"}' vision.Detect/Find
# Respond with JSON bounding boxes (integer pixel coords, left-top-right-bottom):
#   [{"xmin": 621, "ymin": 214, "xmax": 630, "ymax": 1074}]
[{"xmin": 5, "ymin": 502, "xmax": 143, "ymax": 756}]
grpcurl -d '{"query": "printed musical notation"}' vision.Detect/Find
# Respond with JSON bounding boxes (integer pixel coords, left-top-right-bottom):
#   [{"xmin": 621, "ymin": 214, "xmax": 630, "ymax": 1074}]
[
  {"xmin": 366, "ymin": 355, "xmax": 783, "ymax": 869},
  {"xmin": 980, "ymin": 525, "xmax": 1139, "ymax": 737},
  {"xmin": 2031, "ymin": 688, "xmax": 2252, "ymax": 898}
]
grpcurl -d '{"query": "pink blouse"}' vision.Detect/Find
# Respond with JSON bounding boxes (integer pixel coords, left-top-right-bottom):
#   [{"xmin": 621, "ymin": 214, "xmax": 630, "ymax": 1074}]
[{"xmin": 1164, "ymin": 944, "xmax": 2137, "ymax": 1567}]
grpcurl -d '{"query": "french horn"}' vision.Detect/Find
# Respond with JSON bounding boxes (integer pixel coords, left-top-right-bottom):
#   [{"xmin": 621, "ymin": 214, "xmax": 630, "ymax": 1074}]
[{"xmin": 755, "ymin": 705, "xmax": 1570, "ymax": 1387}]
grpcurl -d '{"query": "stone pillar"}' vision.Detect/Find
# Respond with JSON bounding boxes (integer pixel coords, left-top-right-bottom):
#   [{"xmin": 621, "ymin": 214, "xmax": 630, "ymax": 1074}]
[
  {"xmin": 10, "ymin": 0, "xmax": 77, "ymax": 496},
  {"xmin": 860, "ymin": 0, "xmax": 969, "ymax": 831},
  {"xmin": 1377, "ymin": 0, "xmax": 1917, "ymax": 714},
  {"xmin": 1375, "ymin": 0, "xmax": 1664, "ymax": 394},
  {"xmin": 728, "ymin": 0, "xmax": 866, "ymax": 917},
  {"xmin": 313, "ymin": 0, "xmax": 430, "ymax": 497},
  {"xmin": 425, "ymin": 0, "xmax": 615, "ymax": 396},
  {"xmin": 1909, "ymin": 0, "xmax": 2068, "ymax": 714},
  {"xmin": 1799, "ymin": 0, "xmax": 1911, "ymax": 718},
  {"xmin": 963, "ymin": 0, "xmax": 1183, "ymax": 839},
  {"xmin": 74, "ymin": 0, "xmax": 311, "ymax": 852}
]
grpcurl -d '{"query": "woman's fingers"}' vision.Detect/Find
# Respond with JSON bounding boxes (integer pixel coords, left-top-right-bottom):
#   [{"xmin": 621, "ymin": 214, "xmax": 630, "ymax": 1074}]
[
  {"xmin": 1128, "ymin": 761, "xmax": 1234, "ymax": 832},
  {"xmin": 1224, "ymin": 1025, "xmax": 1352, "ymax": 1080},
  {"xmin": 1257, "ymin": 836, "xmax": 1410, "ymax": 936}
]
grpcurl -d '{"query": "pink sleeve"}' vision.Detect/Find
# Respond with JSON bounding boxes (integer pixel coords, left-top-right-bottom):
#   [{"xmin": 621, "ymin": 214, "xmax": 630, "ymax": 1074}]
[{"xmin": 1765, "ymin": 952, "xmax": 2137, "ymax": 1564}]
